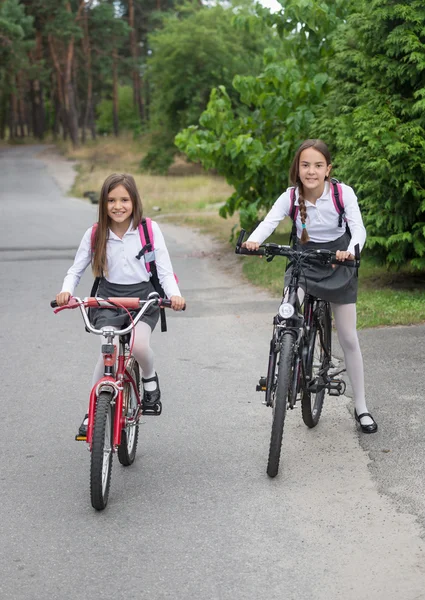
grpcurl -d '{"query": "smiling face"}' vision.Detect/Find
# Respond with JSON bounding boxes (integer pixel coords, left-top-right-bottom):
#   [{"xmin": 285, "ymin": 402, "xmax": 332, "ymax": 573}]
[
  {"xmin": 106, "ymin": 184, "xmax": 134, "ymax": 229},
  {"xmin": 298, "ymin": 147, "xmax": 332, "ymax": 197}
]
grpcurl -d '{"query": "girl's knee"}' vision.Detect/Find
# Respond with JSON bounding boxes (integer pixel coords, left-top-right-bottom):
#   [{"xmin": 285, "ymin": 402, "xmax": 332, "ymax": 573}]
[{"xmin": 338, "ymin": 334, "xmax": 360, "ymax": 354}]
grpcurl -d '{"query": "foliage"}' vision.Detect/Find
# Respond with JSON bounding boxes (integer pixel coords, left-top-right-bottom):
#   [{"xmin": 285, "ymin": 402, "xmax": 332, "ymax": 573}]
[
  {"xmin": 176, "ymin": 0, "xmax": 350, "ymax": 230},
  {"xmin": 96, "ymin": 85, "xmax": 140, "ymax": 134},
  {"xmin": 143, "ymin": 1, "xmax": 279, "ymax": 174},
  {"xmin": 317, "ymin": 0, "xmax": 425, "ymax": 268},
  {"xmin": 0, "ymin": 0, "xmax": 34, "ymax": 83}
]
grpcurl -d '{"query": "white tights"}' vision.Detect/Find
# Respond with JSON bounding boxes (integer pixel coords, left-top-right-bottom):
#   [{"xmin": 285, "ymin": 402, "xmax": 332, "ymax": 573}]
[
  {"xmin": 91, "ymin": 321, "xmax": 156, "ymax": 389},
  {"xmin": 294, "ymin": 290, "xmax": 372, "ymax": 425},
  {"xmin": 331, "ymin": 303, "xmax": 372, "ymax": 424}
]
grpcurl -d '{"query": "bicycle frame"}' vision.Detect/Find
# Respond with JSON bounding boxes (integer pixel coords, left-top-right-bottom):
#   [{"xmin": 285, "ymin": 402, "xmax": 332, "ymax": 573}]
[
  {"xmin": 52, "ymin": 294, "xmax": 167, "ymax": 450},
  {"xmin": 236, "ymin": 235, "xmax": 359, "ymax": 409},
  {"xmin": 86, "ymin": 339, "xmax": 141, "ymax": 449}
]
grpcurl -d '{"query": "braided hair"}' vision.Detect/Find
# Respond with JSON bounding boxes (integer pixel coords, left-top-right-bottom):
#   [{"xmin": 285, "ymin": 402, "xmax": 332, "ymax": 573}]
[{"xmin": 289, "ymin": 139, "xmax": 332, "ymax": 244}]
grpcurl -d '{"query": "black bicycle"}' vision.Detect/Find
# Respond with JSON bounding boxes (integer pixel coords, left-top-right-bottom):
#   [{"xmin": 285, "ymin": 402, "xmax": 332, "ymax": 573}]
[{"xmin": 235, "ymin": 231, "xmax": 360, "ymax": 478}]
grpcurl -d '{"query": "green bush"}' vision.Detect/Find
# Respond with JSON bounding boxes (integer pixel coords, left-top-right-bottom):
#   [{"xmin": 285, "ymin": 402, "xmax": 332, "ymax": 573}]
[{"xmin": 96, "ymin": 85, "xmax": 140, "ymax": 135}]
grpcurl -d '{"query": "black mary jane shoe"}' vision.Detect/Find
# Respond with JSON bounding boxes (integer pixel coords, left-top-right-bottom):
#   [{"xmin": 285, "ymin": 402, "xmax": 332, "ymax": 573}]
[
  {"xmin": 354, "ymin": 410, "xmax": 378, "ymax": 434},
  {"xmin": 142, "ymin": 373, "xmax": 162, "ymax": 415}
]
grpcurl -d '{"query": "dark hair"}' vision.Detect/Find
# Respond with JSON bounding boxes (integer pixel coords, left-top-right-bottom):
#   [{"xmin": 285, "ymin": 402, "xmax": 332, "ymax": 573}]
[
  {"xmin": 92, "ymin": 173, "xmax": 143, "ymax": 277},
  {"xmin": 289, "ymin": 139, "xmax": 332, "ymax": 244}
]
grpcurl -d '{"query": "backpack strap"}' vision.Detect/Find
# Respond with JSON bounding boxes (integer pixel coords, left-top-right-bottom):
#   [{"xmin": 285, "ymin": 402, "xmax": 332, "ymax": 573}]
[
  {"xmin": 89, "ymin": 223, "xmax": 100, "ymax": 297},
  {"xmin": 138, "ymin": 218, "xmax": 167, "ymax": 333},
  {"xmin": 289, "ymin": 187, "xmax": 298, "ymax": 247},
  {"xmin": 330, "ymin": 178, "xmax": 345, "ymax": 227},
  {"xmin": 137, "ymin": 218, "xmax": 155, "ymax": 274},
  {"xmin": 90, "ymin": 223, "xmax": 98, "ymax": 253}
]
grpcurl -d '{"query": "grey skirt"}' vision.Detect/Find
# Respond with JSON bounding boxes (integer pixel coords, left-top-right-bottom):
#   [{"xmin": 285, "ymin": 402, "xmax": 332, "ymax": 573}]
[
  {"xmin": 90, "ymin": 278, "xmax": 160, "ymax": 331},
  {"xmin": 284, "ymin": 232, "xmax": 358, "ymax": 304}
]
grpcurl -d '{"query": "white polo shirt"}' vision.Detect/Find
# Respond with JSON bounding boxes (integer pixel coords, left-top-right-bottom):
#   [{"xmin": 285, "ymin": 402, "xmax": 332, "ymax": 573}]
[
  {"xmin": 61, "ymin": 220, "xmax": 181, "ymax": 298},
  {"xmin": 247, "ymin": 182, "xmax": 366, "ymax": 255}
]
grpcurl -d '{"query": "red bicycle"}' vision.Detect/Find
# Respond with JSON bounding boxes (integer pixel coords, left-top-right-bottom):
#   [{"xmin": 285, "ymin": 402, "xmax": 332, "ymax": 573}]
[{"xmin": 50, "ymin": 292, "xmax": 177, "ymax": 511}]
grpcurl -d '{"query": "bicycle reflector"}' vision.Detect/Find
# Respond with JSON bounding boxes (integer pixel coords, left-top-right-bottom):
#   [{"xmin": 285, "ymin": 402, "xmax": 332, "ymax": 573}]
[{"xmin": 278, "ymin": 303, "xmax": 295, "ymax": 319}]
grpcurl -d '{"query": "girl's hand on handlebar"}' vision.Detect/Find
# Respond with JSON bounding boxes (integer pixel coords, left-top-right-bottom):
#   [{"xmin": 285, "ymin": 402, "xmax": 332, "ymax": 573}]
[
  {"xmin": 56, "ymin": 291, "xmax": 71, "ymax": 306},
  {"xmin": 242, "ymin": 241, "xmax": 260, "ymax": 251},
  {"xmin": 335, "ymin": 250, "xmax": 355, "ymax": 262},
  {"xmin": 170, "ymin": 295, "xmax": 185, "ymax": 311}
]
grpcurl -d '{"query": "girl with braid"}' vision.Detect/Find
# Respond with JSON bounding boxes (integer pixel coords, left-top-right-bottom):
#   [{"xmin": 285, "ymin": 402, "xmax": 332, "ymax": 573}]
[{"xmin": 243, "ymin": 139, "xmax": 377, "ymax": 433}]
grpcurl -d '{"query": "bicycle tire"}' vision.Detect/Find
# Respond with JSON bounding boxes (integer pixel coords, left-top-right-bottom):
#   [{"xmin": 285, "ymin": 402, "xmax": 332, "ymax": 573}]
[
  {"xmin": 301, "ymin": 302, "xmax": 331, "ymax": 428},
  {"xmin": 266, "ymin": 333, "xmax": 294, "ymax": 478},
  {"xmin": 118, "ymin": 358, "xmax": 140, "ymax": 466},
  {"xmin": 90, "ymin": 391, "xmax": 114, "ymax": 511}
]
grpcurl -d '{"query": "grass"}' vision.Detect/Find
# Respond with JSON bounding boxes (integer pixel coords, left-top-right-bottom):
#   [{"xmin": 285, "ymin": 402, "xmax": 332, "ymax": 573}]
[
  {"xmin": 240, "ymin": 229, "xmax": 425, "ymax": 329},
  {"xmin": 56, "ymin": 134, "xmax": 233, "ymax": 220},
  {"xmin": 56, "ymin": 133, "xmax": 425, "ymax": 329}
]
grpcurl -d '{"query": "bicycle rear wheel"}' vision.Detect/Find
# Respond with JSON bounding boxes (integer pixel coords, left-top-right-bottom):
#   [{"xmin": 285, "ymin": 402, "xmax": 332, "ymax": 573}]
[
  {"xmin": 267, "ymin": 333, "xmax": 294, "ymax": 478},
  {"xmin": 118, "ymin": 358, "xmax": 140, "ymax": 466},
  {"xmin": 90, "ymin": 391, "xmax": 114, "ymax": 511},
  {"xmin": 301, "ymin": 302, "xmax": 331, "ymax": 428}
]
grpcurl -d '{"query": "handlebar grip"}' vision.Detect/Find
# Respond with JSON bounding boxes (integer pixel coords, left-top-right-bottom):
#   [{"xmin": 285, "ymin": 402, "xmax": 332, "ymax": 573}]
[
  {"xmin": 50, "ymin": 300, "xmax": 58, "ymax": 308},
  {"xmin": 160, "ymin": 299, "xmax": 187, "ymax": 311},
  {"xmin": 236, "ymin": 247, "xmax": 264, "ymax": 256},
  {"xmin": 331, "ymin": 258, "xmax": 357, "ymax": 268},
  {"xmin": 236, "ymin": 229, "xmax": 246, "ymax": 248}
]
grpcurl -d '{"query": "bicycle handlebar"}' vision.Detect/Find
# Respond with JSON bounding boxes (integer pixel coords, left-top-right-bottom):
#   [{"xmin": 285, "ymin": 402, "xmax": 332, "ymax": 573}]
[
  {"xmin": 50, "ymin": 294, "xmax": 185, "ymax": 336},
  {"xmin": 50, "ymin": 296, "xmax": 184, "ymax": 310},
  {"xmin": 235, "ymin": 229, "xmax": 360, "ymax": 268}
]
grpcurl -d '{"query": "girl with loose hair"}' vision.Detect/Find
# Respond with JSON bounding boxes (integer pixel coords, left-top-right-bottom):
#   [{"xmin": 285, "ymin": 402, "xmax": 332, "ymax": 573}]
[
  {"xmin": 244, "ymin": 139, "xmax": 377, "ymax": 433},
  {"xmin": 56, "ymin": 173, "xmax": 185, "ymax": 436}
]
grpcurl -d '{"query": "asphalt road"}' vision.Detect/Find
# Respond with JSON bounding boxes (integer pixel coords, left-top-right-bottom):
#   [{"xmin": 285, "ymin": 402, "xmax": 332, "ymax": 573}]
[{"xmin": 1, "ymin": 145, "xmax": 424, "ymax": 600}]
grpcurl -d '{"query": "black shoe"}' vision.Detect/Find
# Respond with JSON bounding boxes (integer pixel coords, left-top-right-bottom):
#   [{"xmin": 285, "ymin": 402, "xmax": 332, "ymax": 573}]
[
  {"xmin": 142, "ymin": 373, "xmax": 162, "ymax": 414},
  {"xmin": 355, "ymin": 410, "xmax": 378, "ymax": 434},
  {"xmin": 75, "ymin": 413, "xmax": 88, "ymax": 440}
]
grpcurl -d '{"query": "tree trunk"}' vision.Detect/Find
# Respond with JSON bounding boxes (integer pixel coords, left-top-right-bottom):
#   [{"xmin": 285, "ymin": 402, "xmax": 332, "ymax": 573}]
[
  {"xmin": 47, "ymin": 2, "xmax": 86, "ymax": 148},
  {"xmin": 64, "ymin": 36, "xmax": 79, "ymax": 147},
  {"xmin": 89, "ymin": 103, "xmax": 96, "ymax": 140},
  {"xmin": 29, "ymin": 30, "xmax": 45, "ymax": 139},
  {"xmin": 0, "ymin": 92, "xmax": 8, "ymax": 140},
  {"xmin": 81, "ymin": 1, "xmax": 95, "ymax": 143},
  {"xmin": 10, "ymin": 92, "xmax": 17, "ymax": 140},
  {"xmin": 128, "ymin": 0, "xmax": 144, "ymax": 122},
  {"xmin": 112, "ymin": 48, "xmax": 119, "ymax": 137},
  {"xmin": 17, "ymin": 73, "xmax": 26, "ymax": 138}
]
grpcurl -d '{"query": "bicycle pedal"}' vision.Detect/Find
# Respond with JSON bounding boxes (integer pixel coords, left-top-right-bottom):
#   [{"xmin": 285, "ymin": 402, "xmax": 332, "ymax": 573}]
[
  {"xmin": 328, "ymin": 378, "xmax": 346, "ymax": 397},
  {"xmin": 256, "ymin": 376, "xmax": 267, "ymax": 392},
  {"xmin": 142, "ymin": 401, "xmax": 162, "ymax": 416},
  {"xmin": 75, "ymin": 435, "xmax": 87, "ymax": 442}
]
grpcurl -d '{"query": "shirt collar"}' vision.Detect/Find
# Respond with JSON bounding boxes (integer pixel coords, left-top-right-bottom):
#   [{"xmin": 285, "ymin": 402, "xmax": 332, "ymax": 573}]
[
  {"xmin": 108, "ymin": 219, "xmax": 137, "ymax": 240},
  {"xmin": 294, "ymin": 181, "xmax": 330, "ymax": 206}
]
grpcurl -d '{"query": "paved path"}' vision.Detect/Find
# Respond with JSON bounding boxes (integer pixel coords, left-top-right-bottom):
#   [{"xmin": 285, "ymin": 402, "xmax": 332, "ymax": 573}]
[{"xmin": 1, "ymin": 145, "xmax": 424, "ymax": 600}]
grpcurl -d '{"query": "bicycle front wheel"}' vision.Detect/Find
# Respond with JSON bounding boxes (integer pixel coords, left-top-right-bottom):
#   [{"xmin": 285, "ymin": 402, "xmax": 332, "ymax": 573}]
[
  {"xmin": 301, "ymin": 302, "xmax": 331, "ymax": 428},
  {"xmin": 267, "ymin": 333, "xmax": 295, "ymax": 478},
  {"xmin": 90, "ymin": 391, "xmax": 114, "ymax": 511},
  {"xmin": 118, "ymin": 358, "xmax": 140, "ymax": 466}
]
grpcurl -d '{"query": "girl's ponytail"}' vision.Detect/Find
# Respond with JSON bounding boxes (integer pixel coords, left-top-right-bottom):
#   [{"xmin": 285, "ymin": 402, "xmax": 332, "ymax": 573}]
[{"xmin": 298, "ymin": 187, "xmax": 310, "ymax": 244}]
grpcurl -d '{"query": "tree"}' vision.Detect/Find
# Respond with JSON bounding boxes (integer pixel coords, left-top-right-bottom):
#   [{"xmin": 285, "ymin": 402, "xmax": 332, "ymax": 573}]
[
  {"xmin": 144, "ymin": 1, "xmax": 277, "ymax": 173},
  {"xmin": 176, "ymin": 0, "xmax": 349, "ymax": 229},
  {"xmin": 317, "ymin": 0, "xmax": 425, "ymax": 268},
  {"xmin": 0, "ymin": 0, "xmax": 34, "ymax": 139}
]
